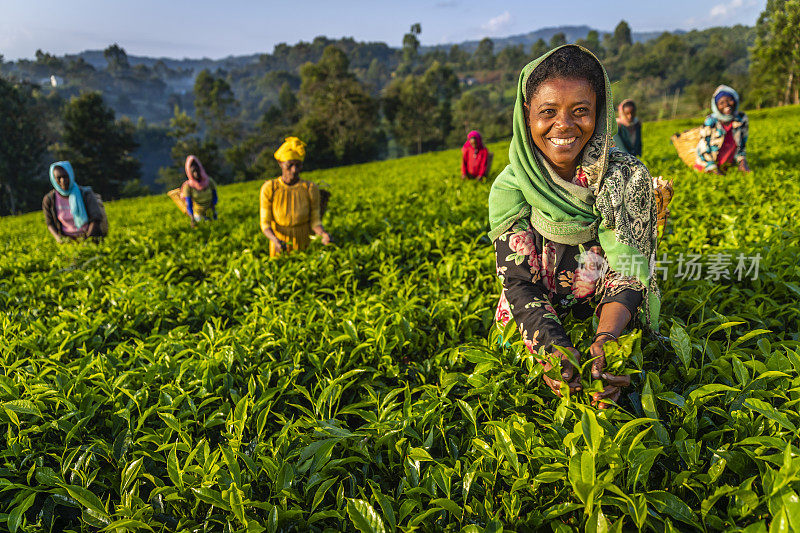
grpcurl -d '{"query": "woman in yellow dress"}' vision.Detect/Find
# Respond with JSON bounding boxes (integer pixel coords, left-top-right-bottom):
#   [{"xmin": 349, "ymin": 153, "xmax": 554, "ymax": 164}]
[{"xmin": 260, "ymin": 137, "xmax": 332, "ymax": 257}]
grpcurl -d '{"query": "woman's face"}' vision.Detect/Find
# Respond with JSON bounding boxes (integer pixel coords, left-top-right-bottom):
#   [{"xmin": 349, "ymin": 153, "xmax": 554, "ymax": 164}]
[
  {"xmin": 469, "ymin": 137, "xmax": 478, "ymax": 148},
  {"xmin": 622, "ymin": 103, "xmax": 636, "ymax": 122},
  {"xmin": 280, "ymin": 160, "xmax": 302, "ymax": 182},
  {"xmin": 717, "ymin": 95, "xmax": 736, "ymax": 116},
  {"xmin": 53, "ymin": 166, "xmax": 70, "ymax": 194},
  {"xmin": 526, "ymin": 77, "xmax": 597, "ymax": 177},
  {"xmin": 190, "ymin": 162, "xmax": 201, "ymax": 180}
]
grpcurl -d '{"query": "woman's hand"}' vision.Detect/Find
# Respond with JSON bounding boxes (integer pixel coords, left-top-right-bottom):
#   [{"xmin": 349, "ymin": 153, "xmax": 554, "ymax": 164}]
[
  {"xmin": 271, "ymin": 238, "xmax": 286, "ymax": 255},
  {"xmin": 738, "ymin": 158, "xmax": 751, "ymax": 173},
  {"xmin": 541, "ymin": 347, "xmax": 582, "ymax": 397},
  {"xmin": 589, "ymin": 336, "xmax": 630, "ymax": 409},
  {"xmin": 321, "ymin": 232, "xmax": 332, "ymax": 245}
]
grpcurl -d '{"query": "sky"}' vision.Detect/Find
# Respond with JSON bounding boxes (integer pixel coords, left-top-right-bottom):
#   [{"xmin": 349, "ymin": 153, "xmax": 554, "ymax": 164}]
[{"xmin": 0, "ymin": 0, "xmax": 767, "ymax": 61}]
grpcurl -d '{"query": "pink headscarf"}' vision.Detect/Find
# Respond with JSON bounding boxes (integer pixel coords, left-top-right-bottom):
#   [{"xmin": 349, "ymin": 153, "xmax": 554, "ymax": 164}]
[
  {"xmin": 184, "ymin": 155, "xmax": 210, "ymax": 190},
  {"xmin": 463, "ymin": 130, "xmax": 484, "ymax": 151}
]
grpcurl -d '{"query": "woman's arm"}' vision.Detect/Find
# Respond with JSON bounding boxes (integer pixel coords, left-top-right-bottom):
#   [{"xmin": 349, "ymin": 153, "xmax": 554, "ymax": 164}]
[
  {"xmin": 260, "ymin": 181, "xmax": 284, "ymax": 251},
  {"xmin": 736, "ymin": 115, "xmax": 750, "ymax": 171},
  {"xmin": 477, "ymin": 149, "xmax": 489, "ymax": 180},
  {"xmin": 589, "ymin": 301, "xmax": 635, "ymax": 409},
  {"xmin": 43, "ymin": 193, "xmax": 61, "ymax": 242},
  {"xmin": 47, "ymin": 224, "xmax": 63, "ymax": 243},
  {"xmin": 494, "ymin": 223, "xmax": 580, "ymax": 395},
  {"xmin": 309, "ymin": 183, "xmax": 331, "ymax": 245}
]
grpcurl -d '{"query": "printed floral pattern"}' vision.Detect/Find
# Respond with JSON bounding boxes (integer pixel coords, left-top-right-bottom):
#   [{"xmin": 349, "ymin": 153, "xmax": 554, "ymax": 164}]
[{"xmin": 494, "ymin": 219, "xmax": 644, "ymax": 355}]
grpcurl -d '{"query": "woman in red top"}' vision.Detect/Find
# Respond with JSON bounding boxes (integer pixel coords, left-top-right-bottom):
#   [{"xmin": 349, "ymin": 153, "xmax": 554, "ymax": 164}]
[{"xmin": 461, "ymin": 130, "xmax": 490, "ymax": 182}]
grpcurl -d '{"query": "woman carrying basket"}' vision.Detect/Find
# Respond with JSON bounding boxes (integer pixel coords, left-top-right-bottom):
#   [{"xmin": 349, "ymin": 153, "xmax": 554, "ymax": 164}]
[
  {"xmin": 695, "ymin": 85, "xmax": 750, "ymax": 174},
  {"xmin": 181, "ymin": 156, "xmax": 219, "ymax": 227}
]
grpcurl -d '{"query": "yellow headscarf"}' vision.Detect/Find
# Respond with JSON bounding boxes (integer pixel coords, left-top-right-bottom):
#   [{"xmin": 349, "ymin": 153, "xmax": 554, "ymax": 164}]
[{"xmin": 274, "ymin": 137, "xmax": 306, "ymax": 162}]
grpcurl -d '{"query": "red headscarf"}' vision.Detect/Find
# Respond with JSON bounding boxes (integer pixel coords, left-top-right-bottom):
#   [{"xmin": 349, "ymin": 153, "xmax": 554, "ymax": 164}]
[
  {"xmin": 461, "ymin": 130, "xmax": 488, "ymax": 178},
  {"xmin": 184, "ymin": 155, "xmax": 210, "ymax": 190},
  {"xmin": 463, "ymin": 130, "xmax": 484, "ymax": 151}
]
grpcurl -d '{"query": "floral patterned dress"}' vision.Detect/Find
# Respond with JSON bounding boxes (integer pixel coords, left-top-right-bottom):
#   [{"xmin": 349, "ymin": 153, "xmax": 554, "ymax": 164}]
[{"xmin": 494, "ymin": 216, "xmax": 644, "ymax": 356}]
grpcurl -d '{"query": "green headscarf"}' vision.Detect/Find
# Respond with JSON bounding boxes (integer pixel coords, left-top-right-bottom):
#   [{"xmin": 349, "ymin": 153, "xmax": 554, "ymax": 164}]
[{"xmin": 488, "ymin": 45, "xmax": 661, "ymax": 330}]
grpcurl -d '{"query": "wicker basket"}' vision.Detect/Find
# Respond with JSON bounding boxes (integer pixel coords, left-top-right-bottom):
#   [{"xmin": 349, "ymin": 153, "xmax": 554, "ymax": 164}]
[
  {"xmin": 653, "ymin": 176, "xmax": 674, "ymax": 240},
  {"xmin": 167, "ymin": 188, "xmax": 188, "ymax": 215},
  {"xmin": 671, "ymin": 127, "xmax": 702, "ymax": 167}
]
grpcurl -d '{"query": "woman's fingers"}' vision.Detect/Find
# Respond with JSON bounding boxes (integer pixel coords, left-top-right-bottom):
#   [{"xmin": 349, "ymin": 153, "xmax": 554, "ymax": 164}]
[
  {"xmin": 567, "ymin": 375, "xmax": 582, "ymax": 394},
  {"xmin": 592, "ymin": 385, "xmax": 621, "ymax": 409},
  {"xmin": 542, "ymin": 375, "xmax": 563, "ymax": 397},
  {"xmin": 558, "ymin": 347, "xmax": 581, "ymax": 381},
  {"xmin": 602, "ymin": 372, "xmax": 631, "ymax": 387},
  {"xmin": 590, "ymin": 346, "xmax": 606, "ymax": 379}
]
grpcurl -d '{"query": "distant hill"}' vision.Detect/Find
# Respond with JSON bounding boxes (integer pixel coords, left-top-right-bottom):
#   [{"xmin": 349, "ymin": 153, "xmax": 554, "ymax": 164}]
[
  {"xmin": 60, "ymin": 25, "xmax": 670, "ymax": 75},
  {"xmin": 64, "ymin": 50, "xmax": 262, "ymax": 73},
  {"xmin": 424, "ymin": 25, "xmax": 675, "ymax": 53}
]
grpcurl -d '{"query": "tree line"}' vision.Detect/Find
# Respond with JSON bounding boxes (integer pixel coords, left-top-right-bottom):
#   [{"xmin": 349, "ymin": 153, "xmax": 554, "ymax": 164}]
[{"xmin": 1, "ymin": 0, "xmax": 798, "ymax": 215}]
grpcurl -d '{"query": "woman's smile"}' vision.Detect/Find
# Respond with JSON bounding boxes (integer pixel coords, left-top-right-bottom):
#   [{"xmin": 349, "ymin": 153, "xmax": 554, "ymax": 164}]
[
  {"xmin": 526, "ymin": 77, "xmax": 597, "ymax": 179},
  {"xmin": 547, "ymin": 136, "xmax": 578, "ymax": 147}
]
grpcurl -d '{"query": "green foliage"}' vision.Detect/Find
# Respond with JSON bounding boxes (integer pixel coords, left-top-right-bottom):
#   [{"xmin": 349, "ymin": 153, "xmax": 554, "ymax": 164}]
[
  {"xmin": 52, "ymin": 92, "xmax": 141, "ymax": 199},
  {"xmin": 471, "ymin": 39, "xmax": 495, "ymax": 71},
  {"xmin": 0, "ymin": 78, "xmax": 49, "ymax": 214},
  {"xmin": 450, "ymin": 87, "xmax": 513, "ymax": 145},
  {"xmin": 193, "ymin": 70, "xmax": 240, "ymax": 147},
  {"xmin": 750, "ymin": 0, "xmax": 800, "ymax": 107},
  {"xmin": 103, "ymin": 44, "xmax": 130, "ymax": 72},
  {"xmin": 384, "ymin": 61, "xmax": 460, "ymax": 155},
  {"xmin": 549, "ymin": 33, "xmax": 567, "ymax": 50},
  {"xmin": 398, "ymin": 23, "xmax": 422, "ymax": 75},
  {"xmin": 1, "ymin": 107, "xmax": 800, "ymax": 531},
  {"xmin": 297, "ymin": 46, "xmax": 383, "ymax": 167}
]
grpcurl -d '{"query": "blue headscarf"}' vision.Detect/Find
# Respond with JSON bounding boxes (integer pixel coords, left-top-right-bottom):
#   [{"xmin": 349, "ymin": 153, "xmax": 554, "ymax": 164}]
[
  {"xmin": 49, "ymin": 161, "xmax": 88, "ymax": 229},
  {"xmin": 711, "ymin": 85, "xmax": 739, "ymax": 123}
]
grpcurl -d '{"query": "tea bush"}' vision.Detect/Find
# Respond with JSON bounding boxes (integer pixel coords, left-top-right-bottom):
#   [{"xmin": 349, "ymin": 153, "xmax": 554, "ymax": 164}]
[{"xmin": 0, "ymin": 106, "xmax": 799, "ymax": 532}]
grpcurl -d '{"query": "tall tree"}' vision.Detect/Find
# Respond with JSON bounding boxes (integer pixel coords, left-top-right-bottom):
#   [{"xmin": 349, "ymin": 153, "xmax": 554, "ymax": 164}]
[
  {"xmin": 52, "ymin": 92, "xmax": 141, "ymax": 199},
  {"xmin": 103, "ymin": 44, "xmax": 130, "ymax": 72},
  {"xmin": 0, "ymin": 79, "xmax": 48, "ymax": 214},
  {"xmin": 751, "ymin": 0, "xmax": 800, "ymax": 106},
  {"xmin": 383, "ymin": 61, "xmax": 459, "ymax": 154},
  {"xmin": 297, "ymin": 45, "xmax": 383, "ymax": 166},
  {"xmin": 448, "ymin": 45, "xmax": 469, "ymax": 68},
  {"xmin": 576, "ymin": 30, "xmax": 603, "ymax": 57},
  {"xmin": 531, "ymin": 39, "xmax": 549, "ymax": 59},
  {"xmin": 398, "ymin": 23, "xmax": 422, "ymax": 74},
  {"xmin": 472, "ymin": 38, "xmax": 495, "ymax": 70},
  {"xmin": 605, "ymin": 20, "xmax": 633, "ymax": 55},
  {"xmin": 496, "ymin": 44, "xmax": 526, "ymax": 71},
  {"xmin": 193, "ymin": 69, "xmax": 240, "ymax": 146},
  {"xmin": 549, "ymin": 33, "xmax": 567, "ymax": 49}
]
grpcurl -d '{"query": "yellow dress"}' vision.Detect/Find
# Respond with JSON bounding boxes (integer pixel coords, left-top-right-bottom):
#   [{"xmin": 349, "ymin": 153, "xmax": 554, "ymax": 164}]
[{"xmin": 260, "ymin": 178, "xmax": 322, "ymax": 257}]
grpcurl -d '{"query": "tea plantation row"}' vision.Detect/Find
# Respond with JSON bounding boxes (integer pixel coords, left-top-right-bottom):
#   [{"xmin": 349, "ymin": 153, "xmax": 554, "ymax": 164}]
[{"xmin": 0, "ymin": 106, "xmax": 798, "ymax": 531}]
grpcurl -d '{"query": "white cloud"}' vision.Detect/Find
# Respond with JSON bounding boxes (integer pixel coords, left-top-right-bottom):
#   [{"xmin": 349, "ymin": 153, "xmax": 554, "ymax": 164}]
[
  {"xmin": 708, "ymin": 0, "xmax": 755, "ymax": 20},
  {"xmin": 481, "ymin": 11, "xmax": 512, "ymax": 36}
]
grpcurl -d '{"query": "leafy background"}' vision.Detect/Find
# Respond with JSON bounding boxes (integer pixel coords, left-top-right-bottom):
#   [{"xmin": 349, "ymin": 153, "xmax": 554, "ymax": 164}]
[{"xmin": 0, "ymin": 106, "xmax": 799, "ymax": 531}]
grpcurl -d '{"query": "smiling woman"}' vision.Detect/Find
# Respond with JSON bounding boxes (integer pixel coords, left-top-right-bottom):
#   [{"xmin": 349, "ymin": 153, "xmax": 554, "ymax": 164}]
[{"xmin": 488, "ymin": 45, "xmax": 661, "ymax": 408}]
